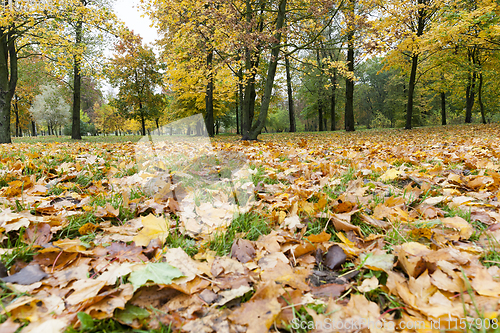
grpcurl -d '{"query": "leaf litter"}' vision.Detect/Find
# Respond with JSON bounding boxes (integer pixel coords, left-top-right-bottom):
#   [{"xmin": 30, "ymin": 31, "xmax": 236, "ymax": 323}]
[{"xmin": 0, "ymin": 123, "xmax": 500, "ymax": 332}]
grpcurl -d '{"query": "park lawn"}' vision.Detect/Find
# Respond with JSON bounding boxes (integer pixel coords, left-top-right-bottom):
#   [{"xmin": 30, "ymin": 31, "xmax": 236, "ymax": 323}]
[{"xmin": 1, "ymin": 123, "xmax": 500, "ymax": 332}]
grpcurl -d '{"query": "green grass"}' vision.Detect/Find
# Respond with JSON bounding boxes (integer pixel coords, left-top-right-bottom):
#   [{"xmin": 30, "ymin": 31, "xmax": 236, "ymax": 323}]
[
  {"xmin": 56, "ymin": 213, "xmax": 98, "ymax": 240},
  {"xmin": 470, "ymin": 220, "xmax": 489, "ymax": 242},
  {"xmin": 303, "ymin": 217, "xmax": 342, "ymax": 242},
  {"xmin": 47, "ymin": 185, "xmax": 65, "ymax": 196},
  {"xmin": 324, "ymin": 167, "xmax": 356, "ymax": 199},
  {"xmin": 0, "ymin": 228, "xmax": 37, "ymax": 270},
  {"xmin": 65, "ymin": 313, "xmax": 174, "ymax": 333},
  {"xmin": 74, "ymin": 174, "xmax": 94, "ymax": 187},
  {"xmin": 164, "ymin": 231, "xmax": 198, "ymax": 257},
  {"xmin": 206, "ymin": 212, "xmax": 272, "ymax": 256},
  {"xmin": 481, "ymin": 234, "xmax": 500, "ymax": 268},
  {"xmin": 351, "ymin": 214, "xmax": 384, "ymax": 237},
  {"xmin": 116, "ymin": 166, "xmax": 138, "ymax": 178},
  {"xmin": 444, "ymin": 206, "xmax": 472, "ymax": 223},
  {"xmin": 130, "ymin": 188, "xmax": 146, "ymax": 200},
  {"xmin": 251, "ymin": 165, "xmax": 279, "ymax": 186},
  {"xmin": 281, "ymin": 300, "xmax": 328, "ymax": 333},
  {"xmin": 383, "ymin": 220, "xmax": 419, "ymax": 251}
]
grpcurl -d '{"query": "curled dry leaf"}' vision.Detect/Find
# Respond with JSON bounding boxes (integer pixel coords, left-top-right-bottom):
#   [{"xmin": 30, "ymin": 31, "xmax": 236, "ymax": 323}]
[
  {"xmin": 323, "ymin": 245, "xmax": 346, "ymax": 270},
  {"xmin": 230, "ymin": 238, "xmax": 256, "ymax": 263}
]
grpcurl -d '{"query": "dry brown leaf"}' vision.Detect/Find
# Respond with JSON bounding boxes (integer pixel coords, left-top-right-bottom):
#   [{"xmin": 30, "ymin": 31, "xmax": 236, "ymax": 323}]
[{"xmin": 228, "ymin": 282, "xmax": 283, "ymax": 333}]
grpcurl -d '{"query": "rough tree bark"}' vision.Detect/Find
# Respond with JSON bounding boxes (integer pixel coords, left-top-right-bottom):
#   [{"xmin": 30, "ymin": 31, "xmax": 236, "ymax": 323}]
[
  {"xmin": 465, "ymin": 71, "xmax": 476, "ymax": 124},
  {"xmin": 205, "ymin": 49, "xmax": 214, "ymax": 137},
  {"xmin": 478, "ymin": 72, "xmax": 486, "ymax": 124},
  {"xmin": 316, "ymin": 49, "xmax": 324, "ymax": 132},
  {"xmin": 71, "ymin": 17, "xmax": 83, "ymax": 140},
  {"xmin": 344, "ymin": 29, "xmax": 355, "ymax": 132},
  {"xmin": 0, "ymin": 28, "xmax": 17, "ymax": 144},
  {"xmin": 285, "ymin": 54, "xmax": 296, "ymax": 132},
  {"xmin": 440, "ymin": 92, "xmax": 447, "ymax": 125},
  {"xmin": 330, "ymin": 70, "xmax": 337, "ymax": 131}
]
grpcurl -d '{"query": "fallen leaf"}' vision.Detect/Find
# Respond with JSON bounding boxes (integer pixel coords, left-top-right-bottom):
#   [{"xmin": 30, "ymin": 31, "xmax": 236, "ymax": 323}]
[
  {"xmin": 129, "ymin": 262, "xmax": 184, "ymax": 290},
  {"xmin": 163, "ymin": 247, "xmax": 202, "ymax": 284},
  {"xmin": 358, "ymin": 276, "xmax": 379, "ymax": 292},
  {"xmin": 132, "ymin": 214, "xmax": 169, "ymax": 247},
  {"xmin": 471, "ymin": 268, "xmax": 500, "ymax": 297},
  {"xmin": 323, "ymin": 245, "xmax": 346, "ymax": 270},
  {"xmin": 311, "ymin": 283, "xmax": 347, "ymax": 298},
  {"xmin": 380, "ymin": 168, "xmax": 402, "ymax": 181},
  {"xmin": 213, "ymin": 285, "xmax": 252, "ymax": 306},
  {"xmin": 360, "ymin": 253, "xmax": 395, "ymax": 271},
  {"xmin": 305, "ymin": 231, "xmax": 331, "ymax": 243},
  {"xmin": 0, "ymin": 317, "xmax": 21, "ymax": 333},
  {"xmin": 440, "ymin": 216, "xmax": 473, "ymax": 240},
  {"xmin": 230, "ymin": 239, "xmax": 256, "ymax": 263},
  {"xmin": 228, "ymin": 282, "xmax": 283, "ymax": 333},
  {"xmin": 115, "ymin": 304, "xmax": 150, "ymax": 328},
  {"xmin": 2, "ymin": 264, "xmax": 47, "ymax": 285}
]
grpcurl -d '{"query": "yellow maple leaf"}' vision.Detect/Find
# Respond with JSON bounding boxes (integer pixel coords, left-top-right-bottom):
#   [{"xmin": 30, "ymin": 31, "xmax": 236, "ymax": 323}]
[
  {"xmin": 133, "ymin": 214, "xmax": 169, "ymax": 247},
  {"xmin": 380, "ymin": 168, "xmax": 402, "ymax": 181}
]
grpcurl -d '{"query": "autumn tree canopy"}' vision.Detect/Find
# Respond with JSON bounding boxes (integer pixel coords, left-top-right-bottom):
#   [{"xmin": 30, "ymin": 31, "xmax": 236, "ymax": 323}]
[
  {"xmin": 2, "ymin": 0, "xmax": 500, "ymax": 141},
  {"xmin": 106, "ymin": 31, "xmax": 164, "ymax": 136}
]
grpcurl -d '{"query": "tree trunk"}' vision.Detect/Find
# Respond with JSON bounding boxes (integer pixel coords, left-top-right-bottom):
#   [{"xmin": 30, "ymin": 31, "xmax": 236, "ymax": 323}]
[
  {"xmin": 405, "ymin": 54, "xmax": 419, "ymax": 129},
  {"xmin": 139, "ymin": 102, "xmax": 146, "ymax": 136},
  {"xmin": 344, "ymin": 29, "xmax": 355, "ymax": 132},
  {"xmin": 478, "ymin": 72, "xmax": 486, "ymax": 124},
  {"xmin": 330, "ymin": 70, "xmax": 337, "ymax": 131},
  {"xmin": 205, "ymin": 49, "xmax": 215, "ymax": 137},
  {"xmin": 236, "ymin": 87, "xmax": 240, "ymax": 135},
  {"xmin": 440, "ymin": 92, "xmax": 446, "ymax": 126},
  {"xmin": 316, "ymin": 49, "xmax": 324, "ymax": 132},
  {"xmin": 245, "ymin": 0, "xmax": 287, "ymax": 140},
  {"xmin": 14, "ymin": 95, "xmax": 20, "ymax": 137},
  {"xmin": 318, "ymin": 100, "xmax": 324, "ymax": 131},
  {"xmin": 0, "ymin": 29, "xmax": 17, "ymax": 144},
  {"xmin": 465, "ymin": 71, "xmax": 476, "ymax": 124},
  {"xmin": 238, "ymin": 68, "xmax": 244, "ymax": 134},
  {"xmin": 285, "ymin": 54, "xmax": 296, "ymax": 132},
  {"xmin": 31, "ymin": 120, "xmax": 37, "ymax": 136},
  {"xmin": 71, "ymin": 18, "xmax": 83, "ymax": 140}
]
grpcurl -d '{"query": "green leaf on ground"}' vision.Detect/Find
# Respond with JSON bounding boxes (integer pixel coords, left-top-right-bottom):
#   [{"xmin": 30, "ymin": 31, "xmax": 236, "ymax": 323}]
[{"xmin": 128, "ymin": 262, "xmax": 184, "ymax": 290}]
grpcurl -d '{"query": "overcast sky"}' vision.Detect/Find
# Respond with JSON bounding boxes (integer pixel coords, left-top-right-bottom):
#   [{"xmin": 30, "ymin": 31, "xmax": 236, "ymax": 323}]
[
  {"xmin": 104, "ymin": 0, "xmax": 159, "ymax": 96},
  {"xmin": 113, "ymin": 0, "xmax": 159, "ymax": 46}
]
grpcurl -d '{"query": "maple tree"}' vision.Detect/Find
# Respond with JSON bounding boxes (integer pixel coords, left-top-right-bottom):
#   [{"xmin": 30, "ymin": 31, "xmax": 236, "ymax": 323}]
[
  {"xmin": 146, "ymin": 0, "xmax": 347, "ymax": 140},
  {"xmin": 106, "ymin": 31, "xmax": 164, "ymax": 136},
  {"xmin": 146, "ymin": 0, "xmax": 242, "ymax": 136},
  {"xmin": 0, "ymin": 1, "xmax": 49, "ymax": 144},
  {"xmin": 0, "ymin": 0, "xmax": 118, "ymax": 144},
  {"xmin": 427, "ymin": 0, "xmax": 500, "ymax": 124},
  {"xmin": 376, "ymin": 0, "xmax": 444, "ymax": 129},
  {"xmin": 10, "ymin": 55, "xmax": 49, "ymax": 137}
]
